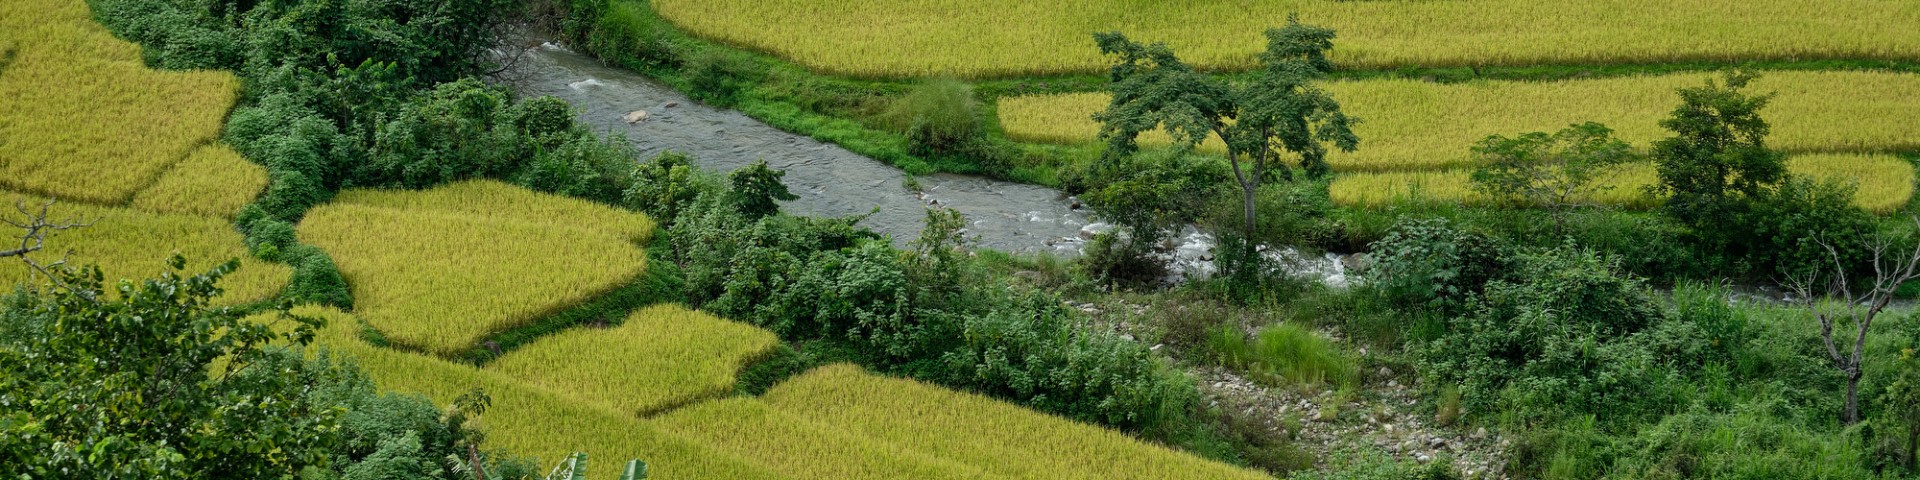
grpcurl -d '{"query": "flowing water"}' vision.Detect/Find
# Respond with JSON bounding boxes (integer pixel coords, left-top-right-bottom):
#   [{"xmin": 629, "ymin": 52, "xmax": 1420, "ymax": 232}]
[{"xmin": 508, "ymin": 44, "xmax": 1355, "ymax": 284}]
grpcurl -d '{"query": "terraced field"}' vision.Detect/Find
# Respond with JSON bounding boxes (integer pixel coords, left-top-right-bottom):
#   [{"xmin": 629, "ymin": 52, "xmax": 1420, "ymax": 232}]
[
  {"xmin": 0, "ymin": 0, "xmax": 278, "ymax": 302},
  {"xmin": 652, "ymin": 0, "xmax": 1920, "ymax": 77},
  {"xmin": 489, "ymin": 305, "xmax": 780, "ymax": 416},
  {"xmin": 1328, "ymin": 155, "xmax": 1916, "ymax": 212},
  {"xmin": 296, "ymin": 182, "xmax": 652, "ymax": 356}
]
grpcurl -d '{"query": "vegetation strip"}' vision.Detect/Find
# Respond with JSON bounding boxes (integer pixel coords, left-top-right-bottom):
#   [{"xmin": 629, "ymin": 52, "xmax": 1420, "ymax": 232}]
[
  {"xmin": 652, "ymin": 0, "xmax": 1920, "ymax": 78},
  {"xmin": 998, "ymin": 71, "xmax": 1920, "ymax": 172}
]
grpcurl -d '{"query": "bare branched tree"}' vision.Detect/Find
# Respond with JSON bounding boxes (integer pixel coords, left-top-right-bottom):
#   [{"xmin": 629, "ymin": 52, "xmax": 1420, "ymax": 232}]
[
  {"xmin": 2, "ymin": 199, "xmax": 91, "ymax": 286},
  {"xmin": 1785, "ymin": 214, "xmax": 1920, "ymax": 425}
]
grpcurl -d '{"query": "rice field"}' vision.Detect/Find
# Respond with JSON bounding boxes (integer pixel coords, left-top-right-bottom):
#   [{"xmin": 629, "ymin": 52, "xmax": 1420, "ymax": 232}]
[
  {"xmin": 0, "ymin": 0, "xmax": 239, "ymax": 205},
  {"xmin": 998, "ymin": 71, "xmax": 1920, "ymax": 172},
  {"xmin": 296, "ymin": 182, "xmax": 653, "ymax": 356},
  {"xmin": 0, "ymin": 192, "xmax": 291, "ymax": 304},
  {"xmin": 129, "ymin": 145, "xmax": 269, "ymax": 218},
  {"xmin": 651, "ymin": 0, "xmax": 1920, "ymax": 78},
  {"xmin": 761, "ymin": 364, "xmax": 1276, "ymax": 480},
  {"xmin": 258, "ymin": 306, "xmax": 789, "ymax": 480},
  {"xmin": 652, "ymin": 397, "xmax": 1008, "ymax": 480},
  {"xmin": 332, "ymin": 180, "xmax": 655, "ymax": 244},
  {"xmin": 1328, "ymin": 155, "xmax": 1915, "ymax": 213},
  {"xmin": 487, "ymin": 304, "xmax": 780, "ymax": 416}
]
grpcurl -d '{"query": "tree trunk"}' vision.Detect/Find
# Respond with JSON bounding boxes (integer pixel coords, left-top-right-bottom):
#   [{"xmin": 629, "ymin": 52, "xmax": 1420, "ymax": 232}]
[
  {"xmin": 1846, "ymin": 369, "xmax": 1863, "ymax": 425},
  {"xmin": 1907, "ymin": 425, "xmax": 1917, "ymax": 470},
  {"xmin": 1242, "ymin": 182, "xmax": 1258, "ymax": 242}
]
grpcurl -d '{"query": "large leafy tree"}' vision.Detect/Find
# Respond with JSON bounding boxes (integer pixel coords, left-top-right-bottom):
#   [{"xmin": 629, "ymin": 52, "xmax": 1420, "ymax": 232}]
[
  {"xmin": 1093, "ymin": 16, "xmax": 1358, "ymax": 253},
  {"xmin": 1469, "ymin": 122, "xmax": 1639, "ymax": 231},
  {"xmin": 1648, "ymin": 71, "xmax": 1786, "ymax": 234}
]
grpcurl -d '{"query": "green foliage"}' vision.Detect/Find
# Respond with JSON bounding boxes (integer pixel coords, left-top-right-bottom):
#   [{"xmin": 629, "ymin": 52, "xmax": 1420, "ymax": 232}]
[
  {"xmin": 1360, "ymin": 218, "xmax": 1511, "ymax": 312},
  {"xmin": 684, "ymin": 49, "xmax": 756, "ymax": 107},
  {"xmin": 624, "ymin": 151, "xmax": 716, "ymax": 226},
  {"xmin": 1205, "ymin": 323, "xmax": 1356, "ymax": 389},
  {"xmin": 1470, "ymin": 122, "xmax": 1640, "ymax": 214},
  {"xmin": 728, "ymin": 159, "xmax": 800, "ymax": 219},
  {"xmin": 1650, "ymin": 70, "xmax": 1788, "ymax": 238},
  {"xmin": 1739, "ymin": 176, "xmax": 1877, "ymax": 279},
  {"xmin": 880, "ymin": 79, "xmax": 986, "ymax": 158},
  {"xmin": 285, "ymin": 246, "xmax": 354, "ymax": 309},
  {"xmin": 1872, "ymin": 348, "xmax": 1920, "ymax": 473}
]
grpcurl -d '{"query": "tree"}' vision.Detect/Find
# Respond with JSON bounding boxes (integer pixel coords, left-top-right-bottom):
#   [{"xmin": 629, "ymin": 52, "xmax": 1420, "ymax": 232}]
[
  {"xmin": 1092, "ymin": 16, "xmax": 1358, "ymax": 256},
  {"xmin": 1469, "ymin": 122, "xmax": 1638, "ymax": 231},
  {"xmin": 1648, "ymin": 71, "xmax": 1786, "ymax": 233},
  {"xmin": 0, "ymin": 199, "xmax": 90, "ymax": 284},
  {"xmin": 1784, "ymin": 215, "xmax": 1920, "ymax": 425},
  {"xmin": 728, "ymin": 159, "xmax": 798, "ymax": 219}
]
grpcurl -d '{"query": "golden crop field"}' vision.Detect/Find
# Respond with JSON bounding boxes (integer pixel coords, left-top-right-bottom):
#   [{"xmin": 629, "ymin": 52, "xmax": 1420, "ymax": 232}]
[
  {"xmin": 297, "ymin": 184, "xmax": 652, "ymax": 356},
  {"xmin": 130, "ymin": 145, "xmax": 269, "ymax": 219},
  {"xmin": 0, "ymin": 193, "xmax": 290, "ymax": 304},
  {"xmin": 1328, "ymin": 155, "xmax": 1915, "ymax": 213},
  {"xmin": 998, "ymin": 71, "xmax": 1920, "ymax": 172},
  {"xmin": 762, "ymin": 364, "xmax": 1276, "ymax": 480},
  {"xmin": 653, "ymin": 397, "xmax": 1008, "ymax": 480},
  {"xmin": 256, "ymin": 306, "xmax": 790, "ymax": 480},
  {"xmin": 332, "ymin": 180, "xmax": 655, "ymax": 244},
  {"xmin": 0, "ymin": 0, "xmax": 239, "ymax": 205},
  {"xmin": 488, "ymin": 304, "xmax": 779, "ymax": 416},
  {"xmin": 651, "ymin": 0, "xmax": 1920, "ymax": 78}
]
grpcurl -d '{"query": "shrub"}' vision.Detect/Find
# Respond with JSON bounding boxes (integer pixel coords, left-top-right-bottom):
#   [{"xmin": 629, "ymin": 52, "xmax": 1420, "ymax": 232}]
[
  {"xmin": 879, "ymin": 79, "xmax": 986, "ymax": 158},
  {"xmin": 1360, "ymin": 218, "xmax": 1511, "ymax": 312},
  {"xmin": 684, "ymin": 49, "xmax": 754, "ymax": 107}
]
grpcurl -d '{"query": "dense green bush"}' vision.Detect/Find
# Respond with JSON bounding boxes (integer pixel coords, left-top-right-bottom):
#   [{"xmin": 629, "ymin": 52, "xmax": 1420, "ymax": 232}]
[
  {"xmin": 1359, "ymin": 218, "xmax": 1512, "ymax": 312},
  {"xmin": 0, "ymin": 259, "xmax": 525, "ymax": 478},
  {"xmin": 880, "ymin": 79, "xmax": 987, "ymax": 158}
]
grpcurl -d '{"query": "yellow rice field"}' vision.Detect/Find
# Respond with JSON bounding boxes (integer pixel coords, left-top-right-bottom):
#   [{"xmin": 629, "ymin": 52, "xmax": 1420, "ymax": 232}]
[
  {"xmin": 0, "ymin": 193, "xmax": 290, "ymax": 304},
  {"xmin": 1328, "ymin": 155, "xmax": 1915, "ymax": 213},
  {"xmin": 0, "ymin": 0, "xmax": 239, "ymax": 205},
  {"xmin": 653, "ymin": 396, "xmax": 1008, "ymax": 480},
  {"xmin": 331, "ymin": 180, "xmax": 655, "ymax": 244},
  {"xmin": 652, "ymin": 0, "xmax": 1920, "ymax": 78},
  {"xmin": 297, "ymin": 183, "xmax": 652, "ymax": 356},
  {"xmin": 129, "ymin": 145, "xmax": 269, "ymax": 218},
  {"xmin": 260, "ymin": 306, "xmax": 789, "ymax": 480},
  {"xmin": 762, "ymin": 364, "xmax": 1277, "ymax": 480},
  {"xmin": 998, "ymin": 71, "xmax": 1920, "ymax": 172},
  {"xmin": 488, "ymin": 304, "xmax": 779, "ymax": 416}
]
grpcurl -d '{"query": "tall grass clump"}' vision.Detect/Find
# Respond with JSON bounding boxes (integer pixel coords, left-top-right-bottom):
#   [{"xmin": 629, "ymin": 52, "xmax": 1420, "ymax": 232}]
[
  {"xmin": 487, "ymin": 305, "xmax": 778, "ymax": 416},
  {"xmin": 761, "ymin": 364, "xmax": 1277, "ymax": 480},
  {"xmin": 654, "ymin": 0, "xmax": 1920, "ymax": 77},
  {"xmin": 1206, "ymin": 323, "xmax": 1357, "ymax": 390},
  {"xmin": 879, "ymin": 79, "xmax": 987, "ymax": 158}
]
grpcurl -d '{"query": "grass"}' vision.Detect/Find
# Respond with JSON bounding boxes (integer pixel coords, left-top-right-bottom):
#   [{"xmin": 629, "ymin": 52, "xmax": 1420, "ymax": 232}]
[
  {"xmin": 296, "ymin": 182, "xmax": 652, "ymax": 356},
  {"xmin": 998, "ymin": 71, "xmax": 1920, "ymax": 172},
  {"xmin": 487, "ymin": 304, "xmax": 779, "ymax": 416},
  {"xmin": 331, "ymin": 180, "xmax": 655, "ymax": 244},
  {"xmin": 0, "ymin": 0, "xmax": 238, "ymax": 205},
  {"xmin": 651, "ymin": 396, "xmax": 1008, "ymax": 480},
  {"xmin": 1205, "ymin": 323, "xmax": 1357, "ymax": 390},
  {"xmin": 129, "ymin": 145, "xmax": 269, "ymax": 218},
  {"xmin": 760, "ymin": 364, "xmax": 1276, "ymax": 480},
  {"xmin": 1329, "ymin": 155, "xmax": 1916, "ymax": 213},
  {"xmin": 0, "ymin": 192, "xmax": 290, "ymax": 305},
  {"xmin": 255, "ymin": 306, "xmax": 789, "ymax": 480},
  {"xmin": 651, "ymin": 0, "xmax": 1920, "ymax": 78}
]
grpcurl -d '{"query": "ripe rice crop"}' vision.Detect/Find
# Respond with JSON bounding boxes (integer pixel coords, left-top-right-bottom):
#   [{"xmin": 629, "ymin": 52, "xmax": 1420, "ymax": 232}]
[
  {"xmin": 761, "ymin": 364, "xmax": 1275, "ymax": 480},
  {"xmin": 254, "ymin": 306, "xmax": 787, "ymax": 480},
  {"xmin": 488, "ymin": 304, "xmax": 779, "ymax": 416},
  {"xmin": 297, "ymin": 183, "xmax": 652, "ymax": 356},
  {"xmin": 130, "ymin": 145, "xmax": 269, "ymax": 219},
  {"xmin": 0, "ymin": 192, "xmax": 290, "ymax": 304},
  {"xmin": 652, "ymin": 397, "xmax": 1006, "ymax": 480},
  {"xmin": 998, "ymin": 71, "xmax": 1920, "ymax": 172},
  {"xmin": 651, "ymin": 0, "xmax": 1920, "ymax": 78},
  {"xmin": 1328, "ymin": 155, "xmax": 1914, "ymax": 213},
  {"xmin": 0, "ymin": 0, "xmax": 238, "ymax": 205},
  {"xmin": 332, "ymin": 180, "xmax": 655, "ymax": 244}
]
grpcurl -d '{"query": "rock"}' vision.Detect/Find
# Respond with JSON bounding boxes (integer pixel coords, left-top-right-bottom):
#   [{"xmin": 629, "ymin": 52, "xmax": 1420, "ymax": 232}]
[
  {"xmin": 623, "ymin": 110, "xmax": 649, "ymax": 124},
  {"xmin": 1150, "ymin": 343, "xmax": 1164, "ymax": 351},
  {"xmin": 1471, "ymin": 427, "xmax": 1488, "ymax": 439},
  {"xmin": 1415, "ymin": 452, "xmax": 1432, "ymax": 463},
  {"xmin": 662, "ymin": 101, "xmax": 679, "ymax": 108},
  {"xmin": 1120, "ymin": 334, "xmax": 1135, "ymax": 342}
]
